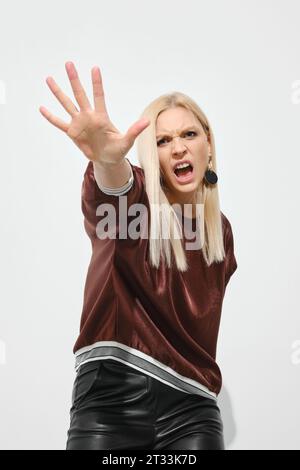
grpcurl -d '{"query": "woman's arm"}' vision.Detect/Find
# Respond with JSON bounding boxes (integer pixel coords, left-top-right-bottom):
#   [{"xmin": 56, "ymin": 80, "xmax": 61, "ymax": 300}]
[{"xmin": 93, "ymin": 157, "xmax": 132, "ymax": 190}]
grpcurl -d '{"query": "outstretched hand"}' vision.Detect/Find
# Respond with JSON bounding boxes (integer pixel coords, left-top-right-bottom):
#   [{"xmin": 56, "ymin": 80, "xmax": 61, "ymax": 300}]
[{"xmin": 39, "ymin": 61, "xmax": 150, "ymax": 165}]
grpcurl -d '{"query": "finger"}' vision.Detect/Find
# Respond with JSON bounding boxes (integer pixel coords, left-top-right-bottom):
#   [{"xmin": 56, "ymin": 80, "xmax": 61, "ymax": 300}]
[
  {"xmin": 65, "ymin": 61, "xmax": 91, "ymax": 111},
  {"xmin": 46, "ymin": 76, "xmax": 78, "ymax": 117},
  {"xmin": 39, "ymin": 106, "xmax": 69, "ymax": 133},
  {"xmin": 91, "ymin": 66, "xmax": 108, "ymax": 115},
  {"xmin": 124, "ymin": 118, "xmax": 150, "ymax": 147}
]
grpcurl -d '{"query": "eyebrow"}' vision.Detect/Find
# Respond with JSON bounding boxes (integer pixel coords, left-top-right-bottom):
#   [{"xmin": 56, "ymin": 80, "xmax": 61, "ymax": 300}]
[{"xmin": 156, "ymin": 125, "xmax": 200, "ymax": 139}]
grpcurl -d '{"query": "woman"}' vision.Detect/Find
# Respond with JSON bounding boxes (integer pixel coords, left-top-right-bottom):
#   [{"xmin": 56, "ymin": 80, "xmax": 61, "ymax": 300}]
[{"xmin": 40, "ymin": 61, "xmax": 238, "ymax": 450}]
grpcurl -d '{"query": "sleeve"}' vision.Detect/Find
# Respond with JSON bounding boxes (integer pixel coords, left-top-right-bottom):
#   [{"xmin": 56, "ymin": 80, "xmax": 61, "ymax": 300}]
[
  {"xmin": 223, "ymin": 216, "xmax": 238, "ymax": 287},
  {"xmin": 93, "ymin": 158, "xmax": 134, "ymax": 196},
  {"xmin": 81, "ymin": 158, "xmax": 146, "ymax": 241}
]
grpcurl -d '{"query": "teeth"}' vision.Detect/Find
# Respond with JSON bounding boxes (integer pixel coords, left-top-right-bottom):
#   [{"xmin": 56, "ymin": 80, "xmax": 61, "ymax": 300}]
[{"xmin": 175, "ymin": 162, "xmax": 190, "ymax": 170}]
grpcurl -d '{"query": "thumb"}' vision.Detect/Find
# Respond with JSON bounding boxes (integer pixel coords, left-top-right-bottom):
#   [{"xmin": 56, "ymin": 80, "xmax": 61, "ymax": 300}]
[{"xmin": 123, "ymin": 118, "xmax": 150, "ymax": 149}]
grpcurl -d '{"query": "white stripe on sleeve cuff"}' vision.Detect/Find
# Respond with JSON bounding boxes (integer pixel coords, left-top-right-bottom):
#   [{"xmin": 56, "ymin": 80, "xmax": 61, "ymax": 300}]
[{"xmin": 96, "ymin": 158, "xmax": 134, "ymax": 196}]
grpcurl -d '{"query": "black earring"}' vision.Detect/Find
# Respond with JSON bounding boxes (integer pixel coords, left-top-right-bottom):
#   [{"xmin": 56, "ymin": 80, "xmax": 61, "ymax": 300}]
[{"xmin": 204, "ymin": 156, "xmax": 218, "ymax": 185}]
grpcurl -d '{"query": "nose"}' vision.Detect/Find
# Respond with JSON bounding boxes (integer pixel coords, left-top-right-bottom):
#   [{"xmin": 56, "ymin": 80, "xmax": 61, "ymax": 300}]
[{"xmin": 171, "ymin": 136, "xmax": 187, "ymax": 155}]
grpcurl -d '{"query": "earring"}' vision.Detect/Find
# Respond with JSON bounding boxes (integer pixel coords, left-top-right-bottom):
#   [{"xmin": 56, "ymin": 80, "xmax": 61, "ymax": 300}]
[{"xmin": 204, "ymin": 156, "xmax": 218, "ymax": 185}]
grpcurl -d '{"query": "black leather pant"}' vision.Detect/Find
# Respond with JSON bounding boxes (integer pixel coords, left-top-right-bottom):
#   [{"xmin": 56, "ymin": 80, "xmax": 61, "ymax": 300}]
[{"xmin": 66, "ymin": 359, "xmax": 225, "ymax": 450}]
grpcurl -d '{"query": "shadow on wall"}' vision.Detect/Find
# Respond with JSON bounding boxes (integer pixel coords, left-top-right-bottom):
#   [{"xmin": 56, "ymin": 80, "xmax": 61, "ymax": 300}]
[{"xmin": 218, "ymin": 385, "xmax": 237, "ymax": 449}]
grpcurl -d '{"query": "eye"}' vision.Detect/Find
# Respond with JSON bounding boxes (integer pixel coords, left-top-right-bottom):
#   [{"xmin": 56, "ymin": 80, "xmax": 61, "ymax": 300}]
[
  {"xmin": 157, "ymin": 131, "xmax": 197, "ymax": 147},
  {"xmin": 185, "ymin": 131, "xmax": 197, "ymax": 138}
]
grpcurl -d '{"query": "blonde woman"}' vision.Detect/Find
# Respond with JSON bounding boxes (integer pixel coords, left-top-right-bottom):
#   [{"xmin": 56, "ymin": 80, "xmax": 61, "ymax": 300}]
[{"xmin": 40, "ymin": 61, "xmax": 238, "ymax": 451}]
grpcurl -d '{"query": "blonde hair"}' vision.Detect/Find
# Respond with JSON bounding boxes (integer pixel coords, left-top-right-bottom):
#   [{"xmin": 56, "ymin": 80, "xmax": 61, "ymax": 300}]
[{"xmin": 135, "ymin": 91, "xmax": 225, "ymax": 271}]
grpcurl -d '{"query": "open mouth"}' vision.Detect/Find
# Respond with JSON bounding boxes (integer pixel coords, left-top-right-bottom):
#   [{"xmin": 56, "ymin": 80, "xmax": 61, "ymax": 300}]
[{"xmin": 173, "ymin": 163, "xmax": 194, "ymax": 183}]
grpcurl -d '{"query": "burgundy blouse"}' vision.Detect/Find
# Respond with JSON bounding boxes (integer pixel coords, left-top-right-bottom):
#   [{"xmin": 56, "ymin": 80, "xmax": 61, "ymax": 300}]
[{"xmin": 72, "ymin": 159, "xmax": 238, "ymax": 400}]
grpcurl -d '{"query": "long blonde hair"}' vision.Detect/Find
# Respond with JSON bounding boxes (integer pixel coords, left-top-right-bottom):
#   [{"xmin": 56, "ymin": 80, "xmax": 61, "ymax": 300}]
[{"xmin": 135, "ymin": 91, "xmax": 225, "ymax": 271}]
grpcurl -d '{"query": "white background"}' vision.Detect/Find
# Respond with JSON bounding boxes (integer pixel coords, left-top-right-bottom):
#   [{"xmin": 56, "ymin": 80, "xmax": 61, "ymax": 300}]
[{"xmin": 0, "ymin": 0, "xmax": 299, "ymax": 450}]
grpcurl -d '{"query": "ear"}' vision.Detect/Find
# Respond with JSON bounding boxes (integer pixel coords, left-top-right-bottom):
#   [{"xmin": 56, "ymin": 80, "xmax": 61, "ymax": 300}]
[
  {"xmin": 206, "ymin": 131, "xmax": 212, "ymax": 153},
  {"xmin": 207, "ymin": 141, "xmax": 212, "ymax": 156}
]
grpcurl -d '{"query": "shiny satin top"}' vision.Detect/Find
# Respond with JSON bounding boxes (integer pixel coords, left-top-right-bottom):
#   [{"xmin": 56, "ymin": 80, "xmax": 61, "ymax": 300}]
[{"xmin": 73, "ymin": 160, "xmax": 238, "ymax": 398}]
